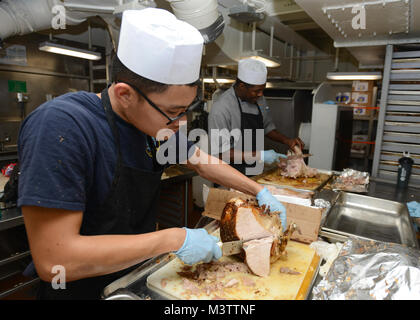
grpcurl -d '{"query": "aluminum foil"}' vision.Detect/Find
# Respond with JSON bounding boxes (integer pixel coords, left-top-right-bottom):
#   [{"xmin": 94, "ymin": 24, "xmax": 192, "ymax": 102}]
[
  {"xmin": 312, "ymin": 237, "xmax": 420, "ymax": 300},
  {"xmin": 331, "ymin": 169, "xmax": 369, "ymax": 193}
]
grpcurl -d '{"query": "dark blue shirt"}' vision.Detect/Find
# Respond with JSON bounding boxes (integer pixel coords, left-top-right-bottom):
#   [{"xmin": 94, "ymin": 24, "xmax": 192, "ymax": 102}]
[{"xmin": 17, "ymin": 91, "xmax": 196, "ymax": 212}]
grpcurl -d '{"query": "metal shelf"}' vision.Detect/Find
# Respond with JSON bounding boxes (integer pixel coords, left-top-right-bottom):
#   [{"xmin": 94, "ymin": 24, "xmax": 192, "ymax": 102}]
[
  {"xmin": 372, "ymin": 45, "xmax": 420, "ymax": 187},
  {"xmin": 353, "ymin": 115, "xmax": 378, "ymax": 121},
  {"xmin": 0, "ymin": 277, "xmax": 40, "ymax": 299},
  {"xmin": 0, "ymin": 207, "xmax": 23, "ymax": 231},
  {"xmin": 0, "ymin": 251, "xmax": 31, "ymax": 267}
]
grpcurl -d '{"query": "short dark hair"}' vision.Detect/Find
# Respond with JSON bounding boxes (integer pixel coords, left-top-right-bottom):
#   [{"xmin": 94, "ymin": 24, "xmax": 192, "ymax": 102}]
[{"xmin": 111, "ymin": 54, "xmax": 200, "ymax": 94}]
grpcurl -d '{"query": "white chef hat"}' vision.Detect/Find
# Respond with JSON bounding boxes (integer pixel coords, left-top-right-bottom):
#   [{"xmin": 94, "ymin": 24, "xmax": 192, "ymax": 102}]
[
  {"xmin": 117, "ymin": 8, "xmax": 204, "ymax": 85},
  {"xmin": 237, "ymin": 58, "xmax": 267, "ymax": 85}
]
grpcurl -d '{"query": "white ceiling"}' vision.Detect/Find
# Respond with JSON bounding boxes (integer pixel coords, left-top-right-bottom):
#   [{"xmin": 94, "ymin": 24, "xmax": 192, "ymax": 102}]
[{"xmin": 295, "ymin": 0, "xmax": 420, "ymax": 67}]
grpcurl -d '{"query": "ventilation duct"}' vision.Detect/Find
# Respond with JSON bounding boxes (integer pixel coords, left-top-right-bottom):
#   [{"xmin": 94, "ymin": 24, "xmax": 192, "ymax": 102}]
[
  {"xmin": 166, "ymin": 0, "xmax": 224, "ymax": 44},
  {"xmin": 0, "ymin": 0, "xmax": 91, "ymax": 41},
  {"xmin": 228, "ymin": 4, "xmax": 264, "ymax": 23},
  {"xmin": 0, "ymin": 0, "xmax": 224, "ymax": 46}
]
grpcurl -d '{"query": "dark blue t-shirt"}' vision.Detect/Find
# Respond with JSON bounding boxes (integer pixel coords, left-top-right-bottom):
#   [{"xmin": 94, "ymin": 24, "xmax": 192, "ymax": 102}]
[{"xmin": 17, "ymin": 91, "xmax": 196, "ymax": 212}]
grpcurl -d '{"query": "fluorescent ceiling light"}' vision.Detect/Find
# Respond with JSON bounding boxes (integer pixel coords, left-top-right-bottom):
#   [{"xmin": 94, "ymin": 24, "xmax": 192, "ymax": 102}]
[
  {"xmin": 242, "ymin": 52, "xmax": 281, "ymax": 68},
  {"xmin": 327, "ymin": 72, "xmax": 382, "ymax": 80},
  {"xmin": 249, "ymin": 55, "xmax": 281, "ymax": 68},
  {"xmin": 39, "ymin": 41, "xmax": 101, "ymax": 61},
  {"xmin": 203, "ymin": 78, "xmax": 235, "ymax": 84}
]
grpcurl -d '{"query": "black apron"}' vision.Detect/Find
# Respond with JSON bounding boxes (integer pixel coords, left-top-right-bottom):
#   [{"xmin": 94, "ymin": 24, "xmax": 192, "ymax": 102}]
[
  {"xmin": 37, "ymin": 88, "xmax": 164, "ymax": 300},
  {"xmin": 231, "ymin": 91, "xmax": 264, "ymax": 175}
]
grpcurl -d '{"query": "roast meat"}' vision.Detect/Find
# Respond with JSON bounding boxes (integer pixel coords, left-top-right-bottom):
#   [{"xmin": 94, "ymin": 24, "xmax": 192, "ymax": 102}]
[
  {"xmin": 278, "ymin": 146, "xmax": 318, "ymax": 178},
  {"xmin": 220, "ymin": 198, "xmax": 296, "ymax": 277}
]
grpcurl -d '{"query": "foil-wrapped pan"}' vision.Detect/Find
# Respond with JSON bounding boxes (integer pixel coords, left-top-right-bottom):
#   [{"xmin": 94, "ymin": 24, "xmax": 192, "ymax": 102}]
[
  {"xmin": 312, "ymin": 237, "xmax": 420, "ymax": 300},
  {"xmin": 330, "ymin": 169, "xmax": 369, "ymax": 193}
]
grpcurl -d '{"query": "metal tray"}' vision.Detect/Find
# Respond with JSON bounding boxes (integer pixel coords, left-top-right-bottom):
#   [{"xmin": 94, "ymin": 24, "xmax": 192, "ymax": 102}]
[{"xmin": 320, "ymin": 192, "xmax": 419, "ymax": 248}]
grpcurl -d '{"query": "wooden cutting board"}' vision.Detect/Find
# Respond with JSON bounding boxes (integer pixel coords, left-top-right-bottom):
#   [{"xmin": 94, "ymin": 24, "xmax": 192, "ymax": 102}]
[
  {"xmin": 146, "ymin": 240, "xmax": 319, "ymax": 300},
  {"xmin": 255, "ymin": 169, "xmax": 331, "ymax": 191}
]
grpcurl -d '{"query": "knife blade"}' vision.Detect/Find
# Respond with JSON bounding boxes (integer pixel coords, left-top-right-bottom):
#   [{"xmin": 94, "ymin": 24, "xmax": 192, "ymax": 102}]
[
  {"xmin": 219, "ymin": 237, "xmax": 270, "ymax": 256},
  {"xmin": 220, "ymin": 240, "xmax": 244, "ymax": 256}
]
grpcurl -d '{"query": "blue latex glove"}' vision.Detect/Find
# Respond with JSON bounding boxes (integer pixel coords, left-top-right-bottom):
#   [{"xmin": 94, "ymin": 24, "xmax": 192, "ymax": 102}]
[
  {"xmin": 175, "ymin": 228, "xmax": 222, "ymax": 265},
  {"xmin": 260, "ymin": 150, "xmax": 287, "ymax": 164},
  {"xmin": 256, "ymin": 187, "xmax": 287, "ymax": 231},
  {"xmin": 407, "ymin": 201, "xmax": 420, "ymax": 218}
]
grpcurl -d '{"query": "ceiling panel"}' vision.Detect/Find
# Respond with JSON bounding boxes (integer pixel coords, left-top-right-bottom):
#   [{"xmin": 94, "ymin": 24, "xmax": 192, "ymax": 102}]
[{"xmin": 295, "ymin": 0, "xmax": 420, "ymax": 67}]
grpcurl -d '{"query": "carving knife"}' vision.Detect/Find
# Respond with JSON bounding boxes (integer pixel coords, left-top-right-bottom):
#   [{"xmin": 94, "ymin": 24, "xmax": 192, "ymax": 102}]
[
  {"xmin": 219, "ymin": 240, "xmax": 245, "ymax": 256},
  {"xmin": 218, "ymin": 237, "xmax": 269, "ymax": 256}
]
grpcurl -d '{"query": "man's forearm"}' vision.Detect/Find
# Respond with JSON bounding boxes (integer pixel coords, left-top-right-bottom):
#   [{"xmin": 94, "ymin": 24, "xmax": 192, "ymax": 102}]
[
  {"xmin": 219, "ymin": 148, "xmax": 259, "ymax": 162},
  {"xmin": 188, "ymin": 149, "xmax": 263, "ymax": 196},
  {"xmin": 266, "ymin": 129, "xmax": 290, "ymax": 145},
  {"xmin": 65, "ymin": 228, "xmax": 185, "ymax": 281},
  {"xmin": 23, "ymin": 206, "xmax": 187, "ymax": 282}
]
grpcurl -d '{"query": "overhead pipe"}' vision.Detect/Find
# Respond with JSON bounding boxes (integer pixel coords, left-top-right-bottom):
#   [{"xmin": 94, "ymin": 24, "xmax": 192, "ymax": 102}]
[
  {"xmin": 269, "ymin": 25, "xmax": 274, "ymax": 57},
  {"xmin": 334, "ymin": 48, "xmax": 340, "ymax": 71},
  {"xmin": 289, "ymin": 44, "xmax": 294, "ymax": 80},
  {"xmin": 0, "ymin": 0, "xmax": 224, "ymax": 46},
  {"xmin": 166, "ymin": 0, "xmax": 224, "ymax": 44},
  {"xmin": 0, "ymin": 0, "xmax": 91, "ymax": 41}
]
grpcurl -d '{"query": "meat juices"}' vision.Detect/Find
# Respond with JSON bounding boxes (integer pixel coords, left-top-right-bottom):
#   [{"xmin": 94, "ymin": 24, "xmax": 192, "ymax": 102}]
[{"xmin": 220, "ymin": 198, "xmax": 287, "ymax": 277}]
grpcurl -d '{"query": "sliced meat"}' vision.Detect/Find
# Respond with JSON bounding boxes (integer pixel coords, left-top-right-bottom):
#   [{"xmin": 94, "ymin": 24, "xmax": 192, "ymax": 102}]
[
  {"xmin": 279, "ymin": 267, "xmax": 301, "ymax": 275},
  {"xmin": 219, "ymin": 198, "xmax": 295, "ymax": 277},
  {"xmin": 243, "ymin": 237, "xmax": 274, "ymax": 277},
  {"xmin": 224, "ymin": 278, "xmax": 240, "ymax": 288}
]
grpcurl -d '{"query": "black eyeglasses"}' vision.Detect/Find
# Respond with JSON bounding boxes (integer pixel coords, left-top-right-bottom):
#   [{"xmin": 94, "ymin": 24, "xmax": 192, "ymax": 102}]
[{"xmin": 116, "ymin": 81, "xmax": 202, "ymax": 125}]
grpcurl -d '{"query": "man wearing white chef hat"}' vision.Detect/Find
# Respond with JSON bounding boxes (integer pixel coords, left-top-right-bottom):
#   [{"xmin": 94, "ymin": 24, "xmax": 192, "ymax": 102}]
[
  {"xmin": 208, "ymin": 57, "xmax": 304, "ymax": 175},
  {"xmin": 18, "ymin": 8, "xmax": 287, "ymax": 299}
]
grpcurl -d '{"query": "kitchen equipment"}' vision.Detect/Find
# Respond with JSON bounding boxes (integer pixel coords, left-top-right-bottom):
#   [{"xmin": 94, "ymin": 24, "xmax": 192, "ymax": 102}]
[
  {"xmin": 397, "ymin": 151, "xmax": 414, "ymax": 189},
  {"xmin": 320, "ymin": 192, "xmax": 419, "ymax": 248}
]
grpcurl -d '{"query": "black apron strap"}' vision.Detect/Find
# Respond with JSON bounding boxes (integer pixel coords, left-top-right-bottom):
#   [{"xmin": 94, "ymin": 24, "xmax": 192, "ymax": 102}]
[
  {"xmin": 101, "ymin": 87, "xmax": 124, "ymax": 189},
  {"xmin": 232, "ymin": 90, "xmax": 264, "ymax": 175}
]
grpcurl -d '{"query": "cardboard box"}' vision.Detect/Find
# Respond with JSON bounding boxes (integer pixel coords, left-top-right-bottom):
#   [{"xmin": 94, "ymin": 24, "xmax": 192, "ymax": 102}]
[
  {"xmin": 202, "ymin": 188, "xmax": 324, "ymax": 244},
  {"xmin": 351, "ymin": 91, "xmax": 373, "ymax": 106},
  {"xmin": 352, "ymin": 80, "xmax": 374, "ymax": 92},
  {"xmin": 353, "ymin": 105, "xmax": 372, "ymax": 116}
]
